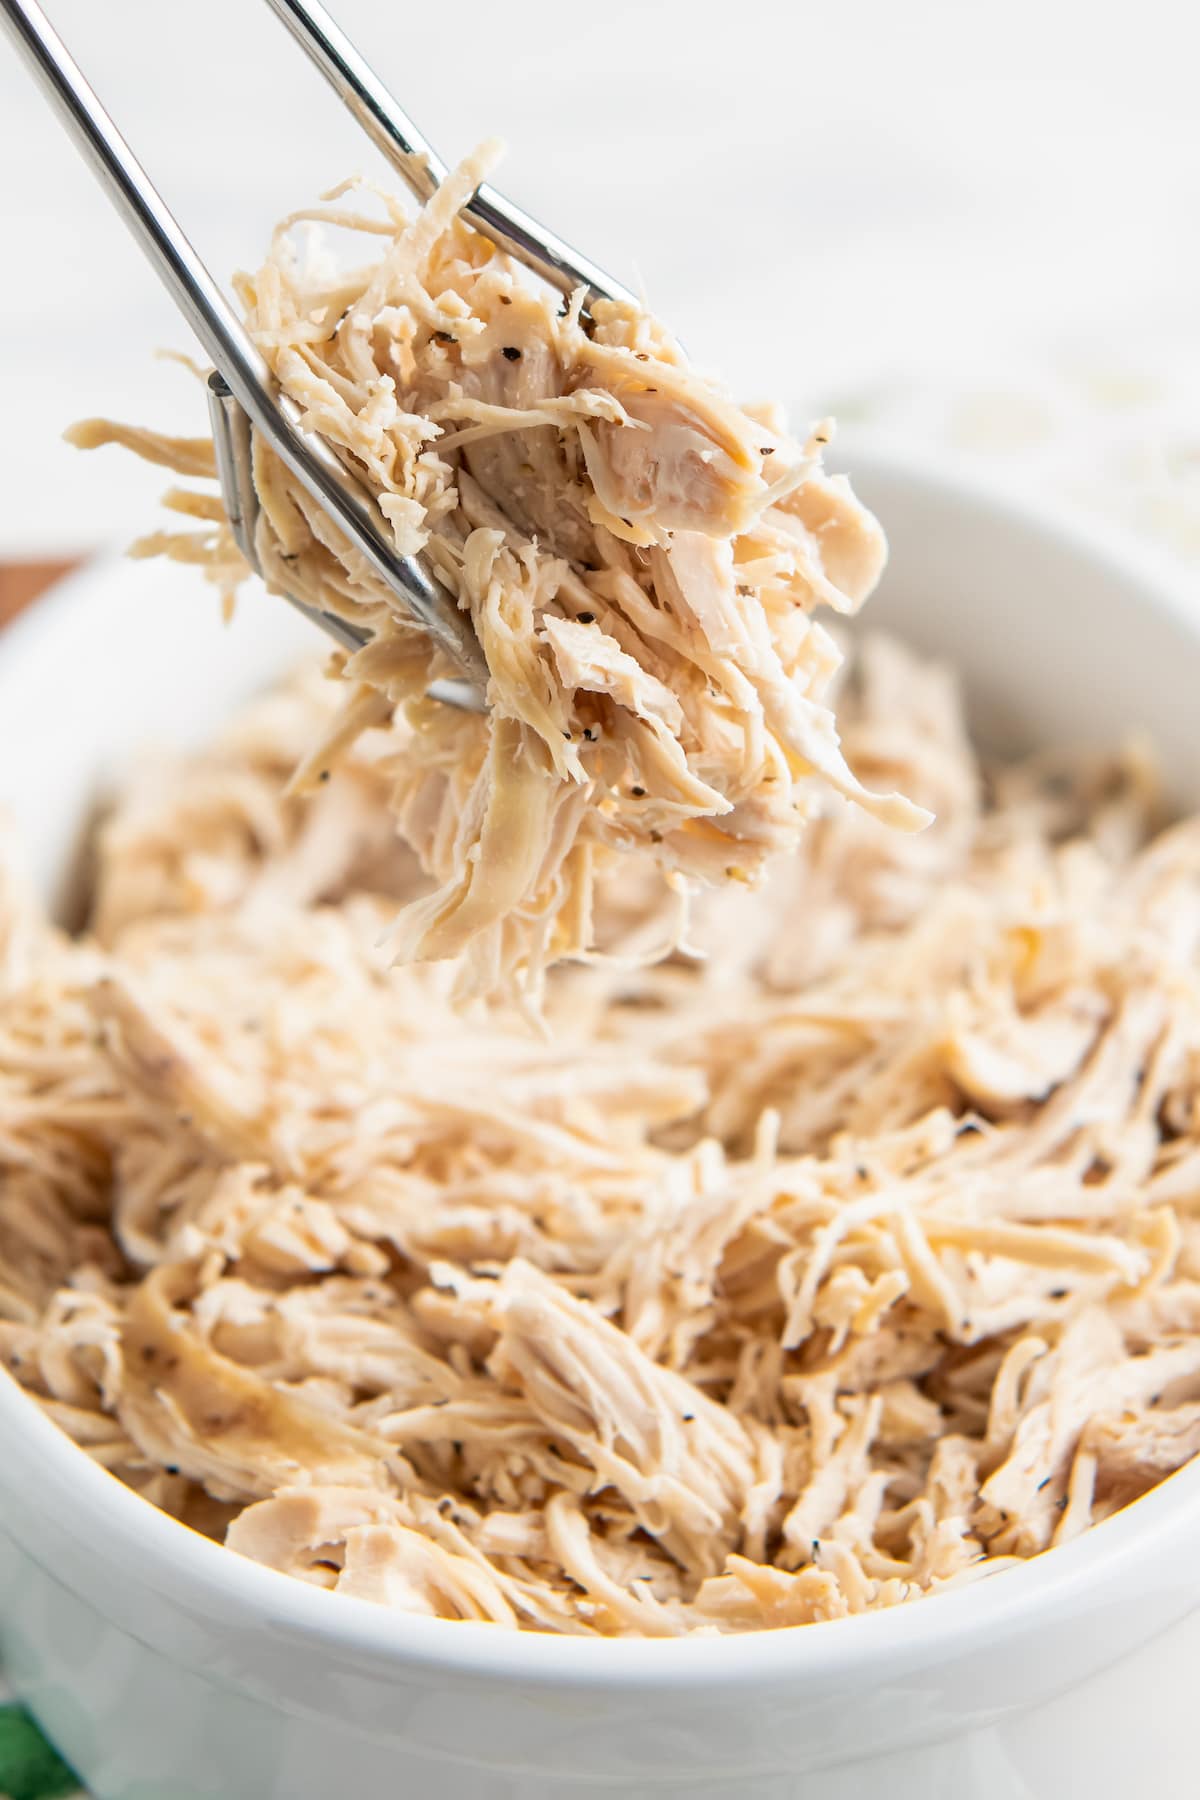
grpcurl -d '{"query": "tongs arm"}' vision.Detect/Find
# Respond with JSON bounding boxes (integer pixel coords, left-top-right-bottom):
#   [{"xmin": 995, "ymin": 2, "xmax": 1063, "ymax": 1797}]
[
  {"xmin": 0, "ymin": 0, "xmax": 488, "ymax": 693},
  {"xmin": 261, "ymin": 0, "xmax": 638, "ymax": 314}
]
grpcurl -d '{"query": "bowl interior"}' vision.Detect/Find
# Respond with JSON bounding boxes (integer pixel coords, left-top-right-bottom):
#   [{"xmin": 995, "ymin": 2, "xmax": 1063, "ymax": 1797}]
[
  {"xmin": 847, "ymin": 444, "xmax": 1200, "ymax": 801},
  {"xmin": 3, "ymin": 445, "xmax": 1200, "ymax": 1697},
  {"xmin": 0, "ymin": 559, "xmax": 314, "ymax": 914}
]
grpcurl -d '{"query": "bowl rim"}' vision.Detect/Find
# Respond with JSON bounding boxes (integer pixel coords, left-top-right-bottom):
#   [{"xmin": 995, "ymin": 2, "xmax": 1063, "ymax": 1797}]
[
  {"xmin": 4, "ymin": 436, "xmax": 1200, "ymax": 1693},
  {"xmin": 6, "ymin": 1362, "xmax": 1200, "ymax": 1694}
]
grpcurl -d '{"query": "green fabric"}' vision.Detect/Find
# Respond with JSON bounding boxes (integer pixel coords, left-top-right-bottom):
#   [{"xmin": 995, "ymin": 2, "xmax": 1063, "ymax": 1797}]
[{"xmin": 0, "ymin": 1706, "xmax": 82, "ymax": 1800}]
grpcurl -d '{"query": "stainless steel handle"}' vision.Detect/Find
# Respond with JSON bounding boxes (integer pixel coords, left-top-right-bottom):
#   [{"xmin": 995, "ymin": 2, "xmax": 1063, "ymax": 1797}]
[
  {"xmin": 261, "ymin": 0, "xmax": 638, "ymax": 313},
  {"xmin": 0, "ymin": 0, "xmax": 487, "ymax": 688}
]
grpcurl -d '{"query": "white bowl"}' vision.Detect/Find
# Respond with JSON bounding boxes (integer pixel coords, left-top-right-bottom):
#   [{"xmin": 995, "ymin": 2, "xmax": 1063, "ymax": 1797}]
[{"xmin": 3, "ymin": 445, "xmax": 1200, "ymax": 1800}]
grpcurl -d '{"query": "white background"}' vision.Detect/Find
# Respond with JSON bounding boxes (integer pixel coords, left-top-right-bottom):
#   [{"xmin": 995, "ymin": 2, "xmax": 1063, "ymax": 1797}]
[{"xmin": 1, "ymin": 0, "xmax": 1199, "ymax": 555}]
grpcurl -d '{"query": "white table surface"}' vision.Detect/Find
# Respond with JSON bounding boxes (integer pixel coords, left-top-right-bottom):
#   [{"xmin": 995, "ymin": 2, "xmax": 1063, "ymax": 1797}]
[{"xmin": 1, "ymin": 0, "xmax": 1200, "ymax": 557}]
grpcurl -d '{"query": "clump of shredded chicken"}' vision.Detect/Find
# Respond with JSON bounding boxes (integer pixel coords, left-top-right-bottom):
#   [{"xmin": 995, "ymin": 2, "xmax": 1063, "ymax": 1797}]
[
  {"xmin": 67, "ymin": 143, "xmax": 926, "ymax": 1005},
  {"xmin": 5, "ymin": 634, "xmax": 1200, "ymax": 1635}
]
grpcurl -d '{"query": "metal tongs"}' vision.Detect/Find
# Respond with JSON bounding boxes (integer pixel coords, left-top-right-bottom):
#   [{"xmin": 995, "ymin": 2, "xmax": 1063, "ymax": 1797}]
[{"xmin": 0, "ymin": 0, "xmax": 636, "ymax": 711}]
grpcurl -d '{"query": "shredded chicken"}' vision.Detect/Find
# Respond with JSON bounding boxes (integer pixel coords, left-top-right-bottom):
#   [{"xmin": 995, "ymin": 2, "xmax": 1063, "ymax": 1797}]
[
  {"xmin": 66, "ymin": 143, "xmax": 926, "ymax": 1006},
  {"xmin": 5, "ymin": 634, "xmax": 1200, "ymax": 1634}
]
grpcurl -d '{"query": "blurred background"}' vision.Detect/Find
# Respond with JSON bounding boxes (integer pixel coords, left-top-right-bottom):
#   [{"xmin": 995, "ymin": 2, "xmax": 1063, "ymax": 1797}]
[{"xmin": 2, "ymin": 0, "xmax": 1200, "ymax": 559}]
